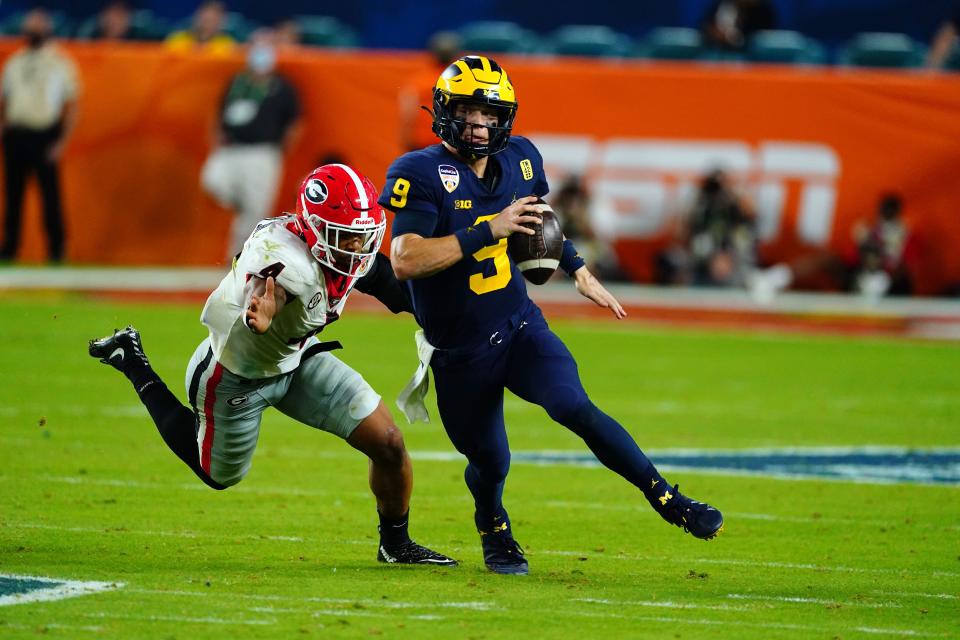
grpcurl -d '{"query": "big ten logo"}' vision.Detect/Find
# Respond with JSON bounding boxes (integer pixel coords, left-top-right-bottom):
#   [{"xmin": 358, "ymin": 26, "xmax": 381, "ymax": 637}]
[{"xmin": 531, "ymin": 135, "xmax": 840, "ymax": 246}]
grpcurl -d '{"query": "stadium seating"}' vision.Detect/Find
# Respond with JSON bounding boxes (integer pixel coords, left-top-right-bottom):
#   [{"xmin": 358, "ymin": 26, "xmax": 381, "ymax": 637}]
[
  {"xmin": 169, "ymin": 11, "xmax": 257, "ymax": 43},
  {"xmin": 0, "ymin": 11, "xmax": 73, "ymax": 37},
  {"xmin": 459, "ymin": 21, "xmax": 543, "ymax": 54},
  {"xmin": 839, "ymin": 32, "xmax": 926, "ymax": 68},
  {"xmin": 295, "ymin": 15, "xmax": 358, "ymax": 48},
  {"xmin": 945, "ymin": 44, "xmax": 960, "ymax": 71},
  {"xmin": 636, "ymin": 27, "xmax": 704, "ymax": 60},
  {"xmin": 73, "ymin": 10, "xmax": 170, "ymax": 41},
  {"xmin": 548, "ymin": 25, "xmax": 633, "ymax": 58},
  {"xmin": 747, "ymin": 30, "xmax": 827, "ymax": 64}
]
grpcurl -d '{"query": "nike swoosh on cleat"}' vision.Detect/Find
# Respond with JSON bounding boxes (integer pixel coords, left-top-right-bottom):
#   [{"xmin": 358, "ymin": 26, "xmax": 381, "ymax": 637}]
[
  {"xmin": 379, "ymin": 546, "xmax": 397, "ymax": 563},
  {"xmin": 109, "ymin": 347, "xmax": 125, "ymax": 361}
]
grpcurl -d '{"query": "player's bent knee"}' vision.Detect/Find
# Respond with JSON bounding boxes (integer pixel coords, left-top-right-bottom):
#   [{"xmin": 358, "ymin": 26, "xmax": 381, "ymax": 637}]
[
  {"xmin": 204, "ymin": 476, "xmax": 230, "ymax": 491},
  {"xmin": 206, "ymin": 465, "xmax": 248, "ymax": 490},
  {"xmin": 370, "ymin": 425, "xmax": 407, "ymax": 469},
  {"xmin": 543, "ymin": 387, "xmax": 591, "ymax": 426}
]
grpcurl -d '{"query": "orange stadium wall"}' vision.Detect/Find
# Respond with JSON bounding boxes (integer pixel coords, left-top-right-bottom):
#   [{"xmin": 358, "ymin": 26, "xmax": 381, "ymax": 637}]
[{"xmin": 2, "ymin": 41, "xmax": 960, "ymax": 295}]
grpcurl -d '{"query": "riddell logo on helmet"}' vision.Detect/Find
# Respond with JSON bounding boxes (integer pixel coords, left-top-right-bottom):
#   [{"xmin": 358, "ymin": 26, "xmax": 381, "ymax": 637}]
[
  {"xmin": 304, "ymin": 178, "xmax": 328, "ymax": 205},
  {"xmin": 352, "ymin": 217, "xmax": 376, "ymax": 226}
]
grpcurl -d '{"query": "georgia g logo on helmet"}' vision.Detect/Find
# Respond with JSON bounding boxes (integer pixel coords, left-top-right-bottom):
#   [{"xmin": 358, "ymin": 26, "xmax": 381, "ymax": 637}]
[{"xmin": 304, "ymin": 178, "xmax": 328, "ymax": 205}]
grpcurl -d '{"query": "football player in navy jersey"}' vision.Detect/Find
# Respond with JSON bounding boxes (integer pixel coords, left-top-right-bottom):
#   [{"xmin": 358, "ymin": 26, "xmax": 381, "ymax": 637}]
[{"xmin": 379, "ymin": 56, "xmax": 724, "ymax": 575}]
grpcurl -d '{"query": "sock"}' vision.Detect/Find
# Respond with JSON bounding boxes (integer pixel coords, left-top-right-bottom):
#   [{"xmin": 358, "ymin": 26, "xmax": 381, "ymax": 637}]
[
  {"xmin": 123, "ymin": 361, "xmax": 161, "ymax": 396},
  {"xmin": 567, "ymin": 401, "xmax": 672, "ymax": 512},
  {"xmin": 378, "ymin": 509, "xmax": 410, "ymax": 546},
  {"xmin": 474, "ymin": 505, "xmax": 511, "ymax": 535},
  {"xmin": 134, "ymin": 375, "xmax": 225, "ymax": 491},
  {"xmin": 464, "ymin": 463, "xmax": 507, "ymax": 527}
]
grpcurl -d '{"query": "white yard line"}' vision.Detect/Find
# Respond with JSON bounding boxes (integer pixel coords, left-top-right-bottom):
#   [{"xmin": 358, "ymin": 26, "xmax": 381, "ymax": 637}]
[
  {"xmin": 127, "ymin": 588, "xmax": 493, "ymax": 611},
  {"xmin": 561, "ymin": 607, "xmax": 941, "ymax": 637},
  {"xmin": 542, "ymin": 500, "xmax": 938, "ymax": 530},
  {"xmin": 38, "ymin": 474, "xmax": 370, "ymax": 500},
  {"xmin": 0, "ymin": 574, "xmax": 123, "ymax": 607},
  {"xmin": 5, "ymin": 522, "xmax": 302, "ymax": 543},
  {"xmin": 726, "ymin": 593, "xmax": 903, "ymax": 608},
  {"xmin": 572, "ymin": 597, "xmax": 748, "ymax": 611},
  {"xmin": 870, "ymin": 591, "xmax": 958, "ymax": 600},
  {"xmin": 534, "ymin": 549, "xmax": 956, "ymax": 577},
  {"xmin": 82, "ymin": 612, "xmax": 275, "ymax": 626},
  {"xmin": 1, "ymin": 622, "xmax": 104, "ymax": 632}
]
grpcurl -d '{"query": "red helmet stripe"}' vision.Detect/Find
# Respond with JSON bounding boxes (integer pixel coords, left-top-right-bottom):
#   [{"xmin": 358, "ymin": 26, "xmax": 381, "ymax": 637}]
[{"xmin": 331, "ymin": 163, "xmax": 369, "ymax": 210}]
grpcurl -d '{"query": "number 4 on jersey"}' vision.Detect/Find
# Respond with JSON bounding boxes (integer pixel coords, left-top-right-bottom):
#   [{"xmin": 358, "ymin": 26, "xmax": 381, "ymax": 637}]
[{"xmin": 259, "ymin": 262, "xmax": 285, "ymax": 279}]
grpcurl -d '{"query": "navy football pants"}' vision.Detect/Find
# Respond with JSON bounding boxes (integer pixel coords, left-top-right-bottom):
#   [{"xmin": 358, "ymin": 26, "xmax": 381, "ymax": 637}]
[{"xmin": 431, "ymin": 303, "xmax": 666, "ymax": 524}]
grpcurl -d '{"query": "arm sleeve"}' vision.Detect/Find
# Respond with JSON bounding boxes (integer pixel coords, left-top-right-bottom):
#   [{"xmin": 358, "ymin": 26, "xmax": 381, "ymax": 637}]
[
  {"xmin": 379, "ymin": 157, "xmax": 441, "ymax": 238},
  {"xmin": 559, "ymin": 238, "xmax": 586, "ymax": 276},
  {"xmin": 353, "ymin": 252, "xmax": 413, "ymax": 314}
]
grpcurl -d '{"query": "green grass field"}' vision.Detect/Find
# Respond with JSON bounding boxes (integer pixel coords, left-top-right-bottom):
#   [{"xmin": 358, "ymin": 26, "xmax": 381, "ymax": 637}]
[{"xmin": 1, "ymin": 295, "xmax": 958, "ymax": 638}]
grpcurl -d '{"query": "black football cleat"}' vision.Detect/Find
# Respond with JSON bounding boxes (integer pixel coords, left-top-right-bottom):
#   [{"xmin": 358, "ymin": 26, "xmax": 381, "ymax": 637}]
[
  {"xmin": 88, "ymin": 326, "xmax": 151, "ymax": 373},
  {"xmin": 657, "ymin": 484, "xmax": 724, "ymax": 540},
  {"xmin": 479, "ymin": 520, "xmax": 529, "ymax": 575},
  {"xmin": 377, "ymin": 540, "xmax": 458, "ymax": 566}
]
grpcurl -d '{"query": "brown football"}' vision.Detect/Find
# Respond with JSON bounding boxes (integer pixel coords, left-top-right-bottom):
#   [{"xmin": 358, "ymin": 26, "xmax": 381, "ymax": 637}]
[{"xmin": 507, "ymin": 198, "xmax": 564, "ymax": 285}]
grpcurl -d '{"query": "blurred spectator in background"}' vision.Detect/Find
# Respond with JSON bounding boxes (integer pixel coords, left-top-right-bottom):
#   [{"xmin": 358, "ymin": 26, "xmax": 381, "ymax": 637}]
[
  {"xmin": 849, "ymin": 193, "xmax": 917, "ymax": 297},
  {"xmin": 926, "ymin": 4, "xmax": 960, "ymax": 68},
  {"xmin": 552, "ymin": 175, "xmax": 624, "ymax": 280},
  {"xmin": 0, "ymin": 9, "xmax": 80, "ymax": 263},
  {"xmin": 750, "ymin": 193, "xmax": 918, "ymax": 302},
  {"xmin": 656, "ymin": 169, "xmax": 757, "ymax": 287},
  {"xmin": 201, "ymin": 29, "xmax": 302, "ymax": 259},
  {"xmin": 399, "ymin": 31, "xmax": 462, "ymax": 152},
  {"xmin": 273, "ymin": 17, "xmax": 301, "ymax": 47},
  {"xmin": 702, "ymin": 0, "xmax": 777, "ymax": 51},
  {"xmin": 85, "ymin": 0, "xmax": 139, "ymax": 40},
  {"xmin": 165, "ymin": 0, "xmax": 235, "ymax": 54}
]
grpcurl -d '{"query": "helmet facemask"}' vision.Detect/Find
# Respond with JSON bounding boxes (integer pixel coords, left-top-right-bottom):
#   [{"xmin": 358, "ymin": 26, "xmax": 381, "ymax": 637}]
[
  {"xmin": 433, "ymin": 94, "xmax": 517, "ymax": 158},
  {"xmin": 301, "ymin": 212, "xmax": 385, "ymax": 278}
]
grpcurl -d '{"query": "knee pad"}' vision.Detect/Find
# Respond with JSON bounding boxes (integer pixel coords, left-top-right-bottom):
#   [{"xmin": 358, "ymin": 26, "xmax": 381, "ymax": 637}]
[{"xmin": 543, "ymin": 385, "xmax": 590, "ymax": 425}]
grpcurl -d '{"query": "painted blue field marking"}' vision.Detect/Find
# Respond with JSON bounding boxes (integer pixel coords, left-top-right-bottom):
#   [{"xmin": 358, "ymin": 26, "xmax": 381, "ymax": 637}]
[
  {"xmin": 0, "ymin": 575, "xmax": 123, "ymax": 606},
  {"xmin": 415, "ymin": 447, "xmax": 960, "ymax": 485}
]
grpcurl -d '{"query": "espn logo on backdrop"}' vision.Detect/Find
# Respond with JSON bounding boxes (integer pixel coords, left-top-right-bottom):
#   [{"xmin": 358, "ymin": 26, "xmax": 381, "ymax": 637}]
[{"xmin": 531, "ymin": 135, "xmax": 840, "ymax": 245}]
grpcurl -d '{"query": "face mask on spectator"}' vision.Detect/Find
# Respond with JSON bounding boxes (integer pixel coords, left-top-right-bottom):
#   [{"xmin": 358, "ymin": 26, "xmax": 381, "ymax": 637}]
[
  {"xmin": 26, "ymin": 31, "xmax": 49, "ymax": 48},
  {"xmin": 248, "ymin": 45, "xmax": 276, "ymax": 74}
]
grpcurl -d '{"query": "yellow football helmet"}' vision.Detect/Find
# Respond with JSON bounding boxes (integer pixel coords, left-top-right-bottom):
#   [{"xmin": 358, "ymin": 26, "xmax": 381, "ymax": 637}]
[{"xmin": 432, "ymin": 55, "xmax": 518, "ymax": 158}]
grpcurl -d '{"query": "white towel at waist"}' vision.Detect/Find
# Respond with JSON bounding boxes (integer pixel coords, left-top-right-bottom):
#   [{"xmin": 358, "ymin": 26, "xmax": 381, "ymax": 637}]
[{"xmin": 396, "ymin": 329, "xmax": 435, "ymax": 424}]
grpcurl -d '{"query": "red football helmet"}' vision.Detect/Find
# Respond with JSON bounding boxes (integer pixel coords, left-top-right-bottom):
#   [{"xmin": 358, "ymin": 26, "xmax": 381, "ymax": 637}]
[{"xmin": 294, "ymin": 164, "xmax": 387, "ymax": 277}]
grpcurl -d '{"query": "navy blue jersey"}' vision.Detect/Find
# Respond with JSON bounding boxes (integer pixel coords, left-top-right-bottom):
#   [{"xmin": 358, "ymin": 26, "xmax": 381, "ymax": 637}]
[{"xmin": 379, "ymin": 137, "xmax": 549, "ymax": 349}]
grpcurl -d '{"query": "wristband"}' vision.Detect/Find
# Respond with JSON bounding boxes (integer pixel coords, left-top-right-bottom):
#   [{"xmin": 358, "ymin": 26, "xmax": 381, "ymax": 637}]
[
  {"xmin": 454, "ymin": 221, "xmax": 495, "ymax": 256},
  {"xmin": 559, "ymin": 239, "xmax": 586, "ymax": 276}
]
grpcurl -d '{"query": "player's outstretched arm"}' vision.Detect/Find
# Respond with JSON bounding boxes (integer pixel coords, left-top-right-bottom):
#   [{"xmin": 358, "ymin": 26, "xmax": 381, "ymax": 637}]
[
  {"xmin": 572, "ymin": 266, "xmax": 627, "ymax": 320},
  {"xmin": 355, "ymin": 252, "xmax": 413, "ymax": 314},
  {"xmin": 391, "ymin": 197, "xmax": 542, "ymax": 281},
  {"xmin": 244, "ymin": 276, "xmax": 289, "ymax": 333}
]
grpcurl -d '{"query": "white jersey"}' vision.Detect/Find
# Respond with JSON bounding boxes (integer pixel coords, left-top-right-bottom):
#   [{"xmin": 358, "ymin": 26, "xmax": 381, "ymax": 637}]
[{"xmin": 201, "ymin": 216, "xmax": 352, "ymax": 379}]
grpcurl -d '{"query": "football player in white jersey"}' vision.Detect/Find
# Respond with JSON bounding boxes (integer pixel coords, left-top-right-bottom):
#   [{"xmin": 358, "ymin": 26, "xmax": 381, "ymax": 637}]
[{"xmin": 89, "ymin": 164, "xmax": 456, "ymax": 566}]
